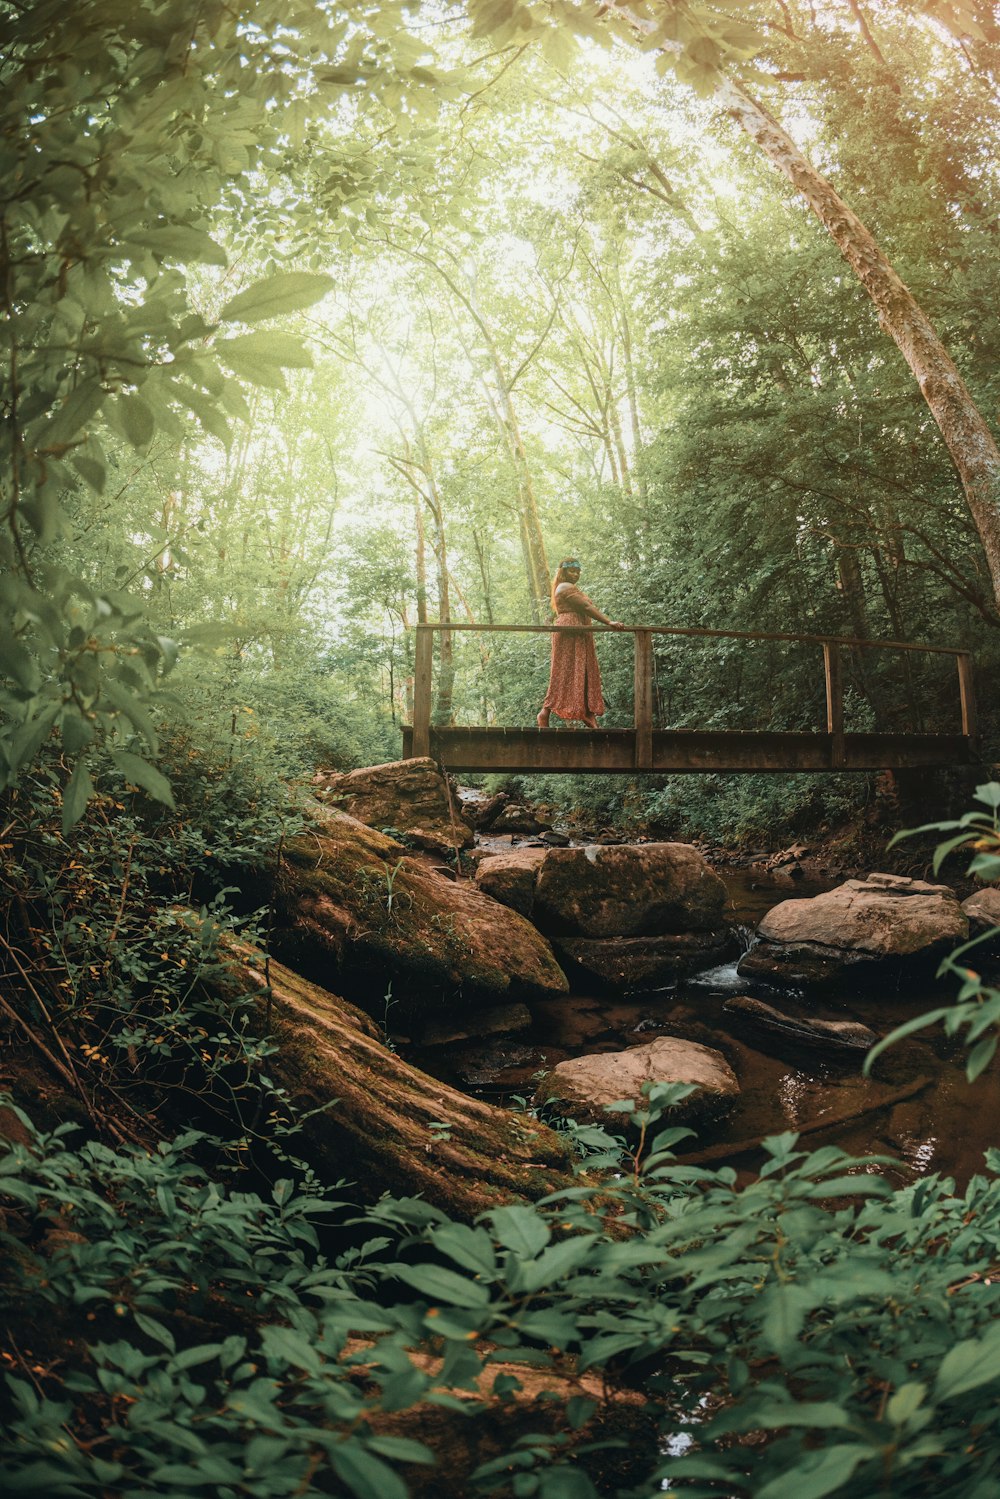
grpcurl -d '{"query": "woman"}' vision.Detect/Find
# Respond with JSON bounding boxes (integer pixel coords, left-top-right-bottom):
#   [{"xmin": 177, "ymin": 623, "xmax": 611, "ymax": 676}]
[{"xmin": 537, "ymin": 558, "xmax": 625, "ymax": 729}]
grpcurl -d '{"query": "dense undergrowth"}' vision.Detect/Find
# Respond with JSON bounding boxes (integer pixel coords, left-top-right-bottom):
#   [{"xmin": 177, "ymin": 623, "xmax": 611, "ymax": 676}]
[
  {"xmin": 4, "ymin": 1087, "xmax": 1000, "ymax": 1497},
  {"xmin": 2, "ymin": 755, "xmax": 1000, "ymax": 1495}
]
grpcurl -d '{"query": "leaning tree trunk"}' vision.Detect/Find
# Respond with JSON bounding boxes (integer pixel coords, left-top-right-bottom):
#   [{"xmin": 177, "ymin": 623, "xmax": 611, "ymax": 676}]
[
  {"xmin": 716, "ymin": 74, "xmax": 1000, "ymax": 609},
  {"xmin": 223, "ymin": 944, "xmax": 581, "ymax": 1220}
]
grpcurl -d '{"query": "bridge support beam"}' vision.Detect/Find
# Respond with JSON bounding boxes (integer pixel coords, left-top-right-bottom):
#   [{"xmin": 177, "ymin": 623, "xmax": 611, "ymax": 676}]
[
  {"xmin": 823, "ymin": 643, "xmax": 845, "ymax": 768},
  {"xmin": 633, "ymin": 629, "xmax": 653, "ymax": 771},
  {"xmin": 412, "ymin": 627, "xmax": 433, "ymax": 759},
  {"xmin": 958, "ymin": 653, "xmax": 977, "ymax": 742}
]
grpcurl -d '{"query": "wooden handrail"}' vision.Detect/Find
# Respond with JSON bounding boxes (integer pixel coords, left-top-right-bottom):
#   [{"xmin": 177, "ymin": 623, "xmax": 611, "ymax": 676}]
[{"xmin": 410, "ymin": 620, "xmax": 967, "ymax": 657}]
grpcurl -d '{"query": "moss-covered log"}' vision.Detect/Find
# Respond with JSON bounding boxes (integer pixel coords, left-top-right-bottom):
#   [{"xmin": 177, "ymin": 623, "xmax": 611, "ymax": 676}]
[{"xmin": 223, "ymin": 945, "xmax": 580, "ymax": 1219}]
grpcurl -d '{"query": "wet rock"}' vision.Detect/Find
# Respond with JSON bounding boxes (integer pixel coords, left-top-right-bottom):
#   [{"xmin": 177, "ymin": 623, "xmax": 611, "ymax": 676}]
[
  {"xmin": 464, "ymin": 790, "xmax": 509, "ymax": 830},
  {"xmin": 535, "ymin": 1037, "xmax": 739, "ymax": 1127},
  {"xmin": 737, "ymin": 872, "xmax": 968, "ymax": 989},
  {"xmin": 723, "ymin": 996, "xmax": 878, "ymax": 1053},
  {"xmin": 314, "ymin": 757, "xmax": 473, "ymax": 856},
  {"xmin": 533, "ymin": 843, "xmax": 727, "ymax": 938},
  {"xmin": 962, "ymin": 888, "xmax": 1000, "ymax": 934},
  {"xmin": 489, "ymin": 803, "xmax": 552, "ymax": 835},
  {"xmin": 476, "ymin": 842, "xmax": 729, "ymax": 991},
  {"xmin": 474, "ymin": 848, "xmax": 548, "ymax": 918},
  {"xmin": 418, "ymin": 1003, "xmax": 533, "ymax": 1048},
  {"xmin": 540, "ymin": 829, "xmax": 571, "ymax": 847},
  {"xmin": 275, "ymin": 805, "xmax": 568, "ymax": 1015},
  {"xmin": 557, "ymin": 932, "xmax": 730, "ymax": 993}
]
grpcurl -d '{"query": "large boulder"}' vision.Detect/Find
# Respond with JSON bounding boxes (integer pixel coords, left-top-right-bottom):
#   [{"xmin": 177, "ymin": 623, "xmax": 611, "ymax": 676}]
[
  {"xmin": 314, "ymin": 757, "xmax": 473, "ymax": 855},
  {"xmin": 474, "ymin": 848, "xmax": 548, "ymax": 917},
  {"xmin": 274, "ymin": 805, "xmax": 567, "ymax": 1014},
  {"xmin": 535, "ymin": 1037, "xmax": 739, "ymax": 1127},
  {"xmin": 738, "ymin": 873, "xmax": 968, "ymax": 989},
  {"xmin": 476, "ymin": 843, "xmax": 727, "ymax": 938},
  {"xmin": 533, "ymin": 844, "xmax": 728, "ymax": 937},
  {"xmin": 476, "ymin": 842, "xmax": 729, "ymax": 991}
]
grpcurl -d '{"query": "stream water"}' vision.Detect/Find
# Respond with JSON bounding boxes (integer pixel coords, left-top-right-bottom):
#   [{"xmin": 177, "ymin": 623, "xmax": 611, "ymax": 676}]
[{"xmin": 407, "ymin": 871, "xmax": 1000, "ymax": 1186}]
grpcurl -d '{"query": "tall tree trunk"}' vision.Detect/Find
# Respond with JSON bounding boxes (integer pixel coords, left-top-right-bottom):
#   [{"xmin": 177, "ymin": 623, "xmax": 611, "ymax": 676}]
[
  {"xmin": 414, "ymin": 496, "xmax": 428, "ymax": 625},
  {"xmin": 834, "ymin": 545, "xmax": 884, "ymax": 728},
  {"xmin": 716, "ymin": 75, "xmax": 1000, "ymax": 608},
  {"xmin": 488, "ymin": 350, "xmax": 551, "ymax": 620},
  {"xmin": 610, "ymin": 256, "xmax": 647, "ymax": 505}
]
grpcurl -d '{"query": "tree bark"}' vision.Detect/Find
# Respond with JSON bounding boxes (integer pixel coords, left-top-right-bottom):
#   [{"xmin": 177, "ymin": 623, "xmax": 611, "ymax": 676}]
[
  {"xmin": 223, "ymin": 944, "xmax": 581, "ymax": 1220},
  {"xmin": 716, "ymin": 74, "xmax": 1000, "ymax": 608}
]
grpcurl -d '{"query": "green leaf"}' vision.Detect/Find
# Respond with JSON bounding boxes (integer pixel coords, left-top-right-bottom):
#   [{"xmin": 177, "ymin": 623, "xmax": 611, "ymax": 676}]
[
  {"xmin": 118, "ymin": 393, "xmax": 155, "ymax": 450},
  {"xmin": 886, "ymin": 1381, "xmax": 926, "ymax": 1425},
  {"xmin": 330, "ymin": 1440, "xmax": 410, "ymax": 1499},
  {"xmin": 70, "ymin": 454, "xmax": 107, "ymax": 493},
  {"xmin": 967, "ymin": 1035, "xmax": 997, "ymax": 1082},
  {"xmin": 487, "ymin": 1205, "xmax": 551, "ymax": 1258},
  {"xmin": 516, "ymin": 1234, "xmax": 595, "ymax": 1292},
  {"xmin": 110, "ymin": 750, "xmax": 175, "ymax": 809},
  {"xmin": 43, "ymin": 377, "xmax": 105, "ymax": 448},
  {"xmin": 218, "ymin": 271, "xmax": 334, "ymax": 324},
  {"xmin": 102, "ymin": 679, "xmax": 159, "ymax": 754},
  {"xmin": 217, "ymin": 332, "xmax": 314, "ymax": 368},
  {"xmin": 391, "ymin": 1263, "xmax": 491, "ymax": 1309},
  {"xmin": 366, "ymin": 1436, "xmax": 435, "ymax": 1464},
  {"xmin": 260, "ymin": 1323, "xmax": 323, "ymax": 1373},
  {"xmin": 936, "ymin": 1323, "xmax": 1000, "ymax": 1400},
  {"xmin": 134, "ymin": 1311, "xmax": 176, "ymax": 1352},
  {"xmin": 128, "ymin": 225, "xmax": 227, "ymax": 265},
  {"xmin": 756, "ymin": 1445, "xmax": 872, "ymax": 1499},
  {"xmin": 61, "ymin": 758, "xmax": 94, "ymax": 834}
]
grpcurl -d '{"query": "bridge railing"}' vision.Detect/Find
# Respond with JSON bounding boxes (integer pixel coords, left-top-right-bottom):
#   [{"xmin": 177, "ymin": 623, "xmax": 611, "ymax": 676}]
[{"xmin": 408, "ymin": 622, "xmax": 976, "ymax": 773}]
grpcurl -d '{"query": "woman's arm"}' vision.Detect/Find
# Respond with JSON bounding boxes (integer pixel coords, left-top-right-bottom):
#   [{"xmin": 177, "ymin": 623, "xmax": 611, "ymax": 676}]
[{"xmin": 576, "ymin": 590, "xmax": 625, "ymax": 628}]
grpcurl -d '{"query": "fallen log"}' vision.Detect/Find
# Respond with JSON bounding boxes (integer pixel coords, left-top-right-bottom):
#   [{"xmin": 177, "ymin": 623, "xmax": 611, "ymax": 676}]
[{"xmin": 221, "ymin": 944, "xmax": 582, "ymax": 1220}]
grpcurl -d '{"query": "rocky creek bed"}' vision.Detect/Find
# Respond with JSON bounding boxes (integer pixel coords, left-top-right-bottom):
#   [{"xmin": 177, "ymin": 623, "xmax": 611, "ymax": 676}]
[
  {"xmin": 399, "ymin": 869, "xmax": 1000, "ymax": 1188},
  {"xmin": 303, "ymin": 758, "xmax": 1000, "ymax": 1193}
]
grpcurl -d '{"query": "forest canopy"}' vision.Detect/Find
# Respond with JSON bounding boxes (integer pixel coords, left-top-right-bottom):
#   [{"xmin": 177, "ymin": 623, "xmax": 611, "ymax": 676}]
[
  {"xmin": 2, "ymin": 0, "xmax": 999, "ymax": 838},
  {"xmin": 4, "ymin": 4, "xmax": 1000, "ymax": 1497}
]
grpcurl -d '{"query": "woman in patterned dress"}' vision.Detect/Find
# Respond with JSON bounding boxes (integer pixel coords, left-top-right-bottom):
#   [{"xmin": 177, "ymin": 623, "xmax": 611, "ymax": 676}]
[{"xmin": 536, "ymin": 558, "xmax": 624, "ymax": 729}]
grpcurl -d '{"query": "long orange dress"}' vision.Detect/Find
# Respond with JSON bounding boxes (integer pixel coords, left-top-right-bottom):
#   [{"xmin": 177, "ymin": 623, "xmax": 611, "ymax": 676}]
[{"xmin": 541, "ymin": 583, "xmax": 606, "ymax": 721}]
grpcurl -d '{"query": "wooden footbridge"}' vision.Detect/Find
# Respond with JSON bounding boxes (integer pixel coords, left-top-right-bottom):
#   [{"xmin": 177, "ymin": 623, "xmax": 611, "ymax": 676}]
[{"xmin": 401, "ymin": 623, "xmax": 978, "ymax": 774}]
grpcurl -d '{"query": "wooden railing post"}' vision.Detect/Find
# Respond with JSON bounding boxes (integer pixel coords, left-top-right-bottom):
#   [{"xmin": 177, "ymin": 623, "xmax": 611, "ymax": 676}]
[
  {"xmin": 412, "ymin": 626, "xmax": 433, "ymax": 759},
  {"xmin": 823, "ymin": 642, "xmax": 845, "ymax": 768},
  {"xmin": 957, "ymin": 652, "xmax": 977, "ymax": 742},
  {"xmin": 633, "ymin": 629, "xmax": 653, "ymax": 770}
]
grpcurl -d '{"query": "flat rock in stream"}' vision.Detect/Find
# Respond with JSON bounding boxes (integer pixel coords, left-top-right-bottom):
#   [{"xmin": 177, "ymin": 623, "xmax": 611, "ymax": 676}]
[
  {"xmin": 535, "ymin": 1036, "xmax": 739, "ymax": 1127},
  {"xmin": 737, "ymin": 872, "xmax": 967, "ymax": 989},
  {"xmin": 557, "ymin": 931, "xmax": 730, "ymax": 992},
  {"xmin": 723, "ymin": 996, "xmax": 878, "ymax": 1053},
  {"xmin": 962, "ymin": 888, "xmax": 1000, "ymax": 934}
]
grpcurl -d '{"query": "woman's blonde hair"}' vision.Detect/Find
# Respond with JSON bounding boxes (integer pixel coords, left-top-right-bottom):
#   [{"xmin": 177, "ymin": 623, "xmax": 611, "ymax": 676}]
[{"xmin": 550, "ymin": 557, "xmax": 581, "ymax": 614}]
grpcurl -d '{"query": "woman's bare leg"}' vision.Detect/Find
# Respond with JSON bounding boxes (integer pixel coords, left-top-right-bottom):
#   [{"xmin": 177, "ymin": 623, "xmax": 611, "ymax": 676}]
[{"xmin": 536, "ymin": 709, "xmax": 550, "ymax": 727}]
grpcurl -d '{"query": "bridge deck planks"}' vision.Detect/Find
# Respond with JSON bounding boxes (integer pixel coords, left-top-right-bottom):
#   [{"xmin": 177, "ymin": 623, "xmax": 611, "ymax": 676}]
[{"xmin": 400, "ymin": 725, "xmax": 975, "ymax": 774}]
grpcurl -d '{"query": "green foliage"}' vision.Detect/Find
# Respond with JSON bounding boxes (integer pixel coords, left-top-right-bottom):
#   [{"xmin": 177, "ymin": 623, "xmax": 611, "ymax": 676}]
[
  {"xmin": 866, "ymin": 782, "xmax": 1000, "ymax": 1082},
  {"xmin": 5, "ymin": 1078, "xmax": 1000, "ymax": 1496}
]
